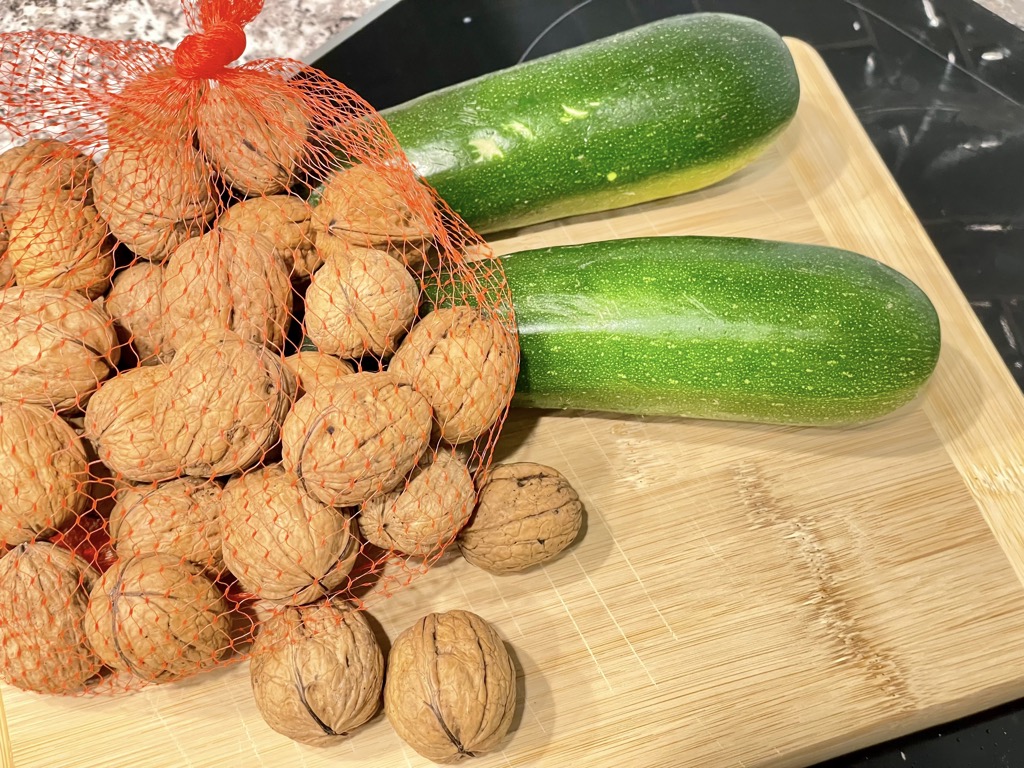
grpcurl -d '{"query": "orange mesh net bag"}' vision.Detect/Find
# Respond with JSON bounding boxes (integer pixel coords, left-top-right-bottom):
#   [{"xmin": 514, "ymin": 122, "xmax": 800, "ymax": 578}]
[{"xmin": 0, "ymin": 0, "xmax": 518, "ymax": 696}]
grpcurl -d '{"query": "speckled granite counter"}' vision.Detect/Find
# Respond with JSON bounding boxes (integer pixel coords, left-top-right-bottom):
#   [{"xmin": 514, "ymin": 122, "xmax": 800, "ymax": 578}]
[{"xmin": 0, "ymin": 0, "xmax": 385, "ymax": 61}]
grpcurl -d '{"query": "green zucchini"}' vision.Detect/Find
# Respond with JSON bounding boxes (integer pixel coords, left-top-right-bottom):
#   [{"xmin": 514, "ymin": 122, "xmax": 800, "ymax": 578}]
[
  {"xmin": 434, "ymin": 237, "xmax": 941, "ymax": 426},
  {"xmin": 378, "ymin": 13, "xmax": 801, "ymax": 233}
]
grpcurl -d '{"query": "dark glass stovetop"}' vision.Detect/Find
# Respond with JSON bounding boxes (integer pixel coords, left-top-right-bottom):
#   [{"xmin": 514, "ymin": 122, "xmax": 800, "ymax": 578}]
[{"xmin": 310, "ymin": 1, "xmax": 1024, "ymax": 765}]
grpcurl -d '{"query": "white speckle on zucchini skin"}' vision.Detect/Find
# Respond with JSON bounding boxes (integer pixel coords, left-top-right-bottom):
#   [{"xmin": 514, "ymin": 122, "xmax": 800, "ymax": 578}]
[{"xmin": 469, "ymin": 137, "xmax": 505, "ymax": 163}]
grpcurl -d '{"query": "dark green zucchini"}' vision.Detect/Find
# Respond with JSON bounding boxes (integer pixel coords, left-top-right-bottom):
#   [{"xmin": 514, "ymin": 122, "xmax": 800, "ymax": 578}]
[
  {"xmin": 433, "ymin": 236, "xmax": 941, "ymax": 426},
  {"xmin": 378, "ymin": 13, "xmax": 801, "ymax": 233}
]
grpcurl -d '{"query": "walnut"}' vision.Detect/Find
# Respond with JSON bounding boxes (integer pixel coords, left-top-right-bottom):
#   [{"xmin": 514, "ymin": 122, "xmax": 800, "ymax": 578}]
[
  {"xmin": 384, "ymin": 610, "xmax": 516, "ymax": 763},
  {"xmin": 283, "ymin": 351, "xmax": 354, "ymax": 397},
  {"xmin": 0, "ymin": 403, "xmax": 90, "ymax": 547},
  {"xmin": 280, "ymin": 372, "xmax": 432, "ymax": 507},
  {"xmin": 220, "ymin": 465, "xmax": 358, "ymax": 605},
  {"xmin": 159, "ymin": 332, "xmax": 297, "ymax": 479},
  {"xmin": 312, "ymin": 163, "xmax": 434, "ymax": 263},
  {"xmin": 161, "ymin": 228, "xmax": 293, "ymax": 352},
  {"xmin": 0, "ymin": 542, "xmax": 102, "ymax": 694},
  {"xmin": 83, "ymin": 553, "xmax": 234, "ymax": 682},
  {"xmin": 105, "ymin": 262, "xmax": 172, "ymax": 364},
  {"xmin": 109, "ymin": 477, "xmax": 222, "ymax": 568},
  {"xmin": 250, "ymin": 600, "xmax": 384, "ymax": 745},
  {"xmin": 6, "ymin": 189, "xmax": 115, "ymax": 298},
  {"xmin": 0, "ymin": 139, "xmax": 95, "ymax": 218},
  {"xmin": 359, "ymin": 449, "xmax": 474, "ymax": 558},
  {"xmin": 82, "ymin": 364, "xmax": 176, "ymax": 482},
  {"xmin": 197, "ymin": 77, "xmax": 309, "ymax": 196},
  {"xmin": 0, "ymin": 286, "xmax": 120, "ymax": 411},
  {"xmin": 304, "ymin": 243, "xmax": 419, "ymax": 359},
  {"xmin": 218, "ymin": 195, "xmax": 321, "ymax": 279},
  {"xmin": 458, "ymin": 463, "xmax": 583, "ymax": 573},
  {"xmin": 92, "ymin": 141, "xmax": 217, "ymax": 262},
  {"xmin": 389, "ymin": 306, "xmax": 517, "ymax": 444}
]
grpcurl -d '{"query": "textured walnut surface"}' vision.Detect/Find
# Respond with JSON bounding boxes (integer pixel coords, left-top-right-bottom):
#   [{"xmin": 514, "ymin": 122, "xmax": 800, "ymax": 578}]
[
  {"xmin": 250, "ymin": 600, "xmax": 384, "ymax": 746},
  {"xmin": 218, "ymin": 195, "xmax": 321, "ymax": 278},
  {"xmin": 384, "ymin": 609, "xmax": 517, "ymax": 763},
  {"xmin": 105, "ymin": 262, "xmax": 172, "ymax": 363},
  {"xmin": 458, "ymin": 462, "xmax": 584, "ymax": 573},
  {"xmin": 0, "ymin": 542, "xmax": 101, "ymax": 694},
  {"xmin": 220, "ymin": 465, "xmax": 358, "ymax": 605}
]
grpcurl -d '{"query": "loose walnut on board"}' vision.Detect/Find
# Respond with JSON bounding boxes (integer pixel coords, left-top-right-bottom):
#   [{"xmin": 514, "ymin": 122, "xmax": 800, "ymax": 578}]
[
  {"xmin": 385, "ymin": 610, "xmax": 516, "ymax": 763},
  {"xmin": 218, "ymin": 195, "xmax": 321, "ymax": 279},
  {"xmin": 389, "ymin": 306, "xmax": 517, "ymax": 444},
  {"xmin": 0, "ymin": 286, "xmax": 120, "ymax": 411},
  {"xmin": 358, "ymin": 449, "xmax": 474, "ymax": 558},
  {"xmin": 280, "ymin": 372, "xmax": 432, "ymax": 507},
  {"xmin": 0, "ymin": 402, "xmax": 90, "ymax": 547},
  {"xmin": 250, "ymin": 600, "xmax": 384, "ymax": 746},
  {"xmin": 458, "ymin": 462, "xmax": 584, "ymax": 573},
  {"xmin": 83, "ymin": 553, "xmax": 234, "ymax": 683},
  {"xmin": 220, "ymin": 465, "xmax": 358, "ymax": 605},
  {"xmin": 161, "ymin": 228, "xmax": 293, "ymax": 353},
  {"xmin": 0, "ymin": 543, "xmax": 102, "ymax": 694},
  {"xmin": 109, "ymin": 477, "xmax": 223, "ymax": 568},
  {"xmin": 304, "ymin": 242, "xmax": 419, "ymax": 359}
]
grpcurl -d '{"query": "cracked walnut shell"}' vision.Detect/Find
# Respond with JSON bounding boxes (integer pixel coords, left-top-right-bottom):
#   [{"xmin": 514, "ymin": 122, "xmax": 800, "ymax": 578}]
[
  {"xmin": 83, "ymin": 553, "xmax": 234, "ymax": 682},
  {"xmin": 0, "ymin": 286, "xmax": 120, "ymax": 411},
  {"xmin": 105, "ymin": 262, "xmax": 172, "ymax": 364},
  {"xmin": 280, "ymin": 372, "xmax": 432, "ymax": 507},
  {"xmin": 220, "ymin": 465, "xmax": 358, "ymax": 605},
  {"xmin": 250, "ymin": 600, "xmax": 384, "ymax": 746},
  {"xmin": 218, "ymin": 195, "xmax": 321, "ymax": 279},
  {"xmin": 358, "ymin": 449, "xmax": 474, "ymax": 558},
  {"xmin": 161, "ymin": 228, "xmax": 293, "ymax": 353},
  {"xmin": 0, "ymin": 402, "xmax": 90, "ymax": 548},
  {"xmin": 389, "ymin": 306, "xmax": 517, "ymax": 444},
  {"xmin": 197, "ymin": 76, "xmax": 309, "ymax": 196},
  {"xmin": 304, "ymin": 243, "xmax": 419, "ymax": 359},
  {"xmin": 458, "ymin": 463, "xmax": 583, "ymax": 573},
  {"xmin": 385, "ymin": 610, "xmax": 516, "ymax": 763},
  {"xmin": 0, "ymin": 542, "xmax": 102, "ymax": 694},
  {"xmin": 109, "ymin": 477, "xmax": 223, "ymax": 568}
]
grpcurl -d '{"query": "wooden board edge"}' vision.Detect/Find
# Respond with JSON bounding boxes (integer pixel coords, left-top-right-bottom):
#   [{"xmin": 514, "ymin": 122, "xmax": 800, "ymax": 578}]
[
  {"xmin": 0, "ymin": 687, "xmax": 14, "ymax": 768},
  {"xmin": 780, "ymin": 37, "xmax": 1024, "ymax": 591}
]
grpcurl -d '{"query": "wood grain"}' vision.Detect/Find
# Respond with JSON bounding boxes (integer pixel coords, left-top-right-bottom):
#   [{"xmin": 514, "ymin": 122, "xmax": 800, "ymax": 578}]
[{"xmin": 4, "ymin": 39, "xmax": 1024, "ymax": 768}]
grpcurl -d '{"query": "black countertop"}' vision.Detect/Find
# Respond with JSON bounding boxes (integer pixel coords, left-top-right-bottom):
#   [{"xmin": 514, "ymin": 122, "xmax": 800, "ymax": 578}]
[{"xmin": 310, "ymin": 1, "xmax": 1024, "ymax": 766}]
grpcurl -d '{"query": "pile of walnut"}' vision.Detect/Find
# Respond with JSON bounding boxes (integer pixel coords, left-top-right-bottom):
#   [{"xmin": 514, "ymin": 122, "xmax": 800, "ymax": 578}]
[{"xmin": 0, "ymin": 74, "xmax": 585, "ymax": 764}]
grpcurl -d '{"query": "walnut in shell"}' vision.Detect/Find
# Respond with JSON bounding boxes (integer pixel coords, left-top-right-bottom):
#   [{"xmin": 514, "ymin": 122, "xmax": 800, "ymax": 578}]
[
  {"xmin": 389, "ymin": 306, "xmax": 517, "ymax": 444},
  {"xmin": 283, "ymin": 351, "xmax": 354, "ymax": 397},
  {"xmin": 92, "ymin": 141, "xmax": 217, "ymax": 262},
  {"xmin": 359, "ymin": 450, "xmax": 474, "ymax": 558},
  {"xmin": 161, "ymin": 228, "xmax": 293, "ymax": 352},
  {"xmin": 83, "ymin": 364, "xmax": 176, "ymax": 482},
  {"xmin": 220, "ymin": 465, "xmax": 358, "ymax": 605},
  {"xmin": 218, "ymin": 195, "xmax": 321, "ymax": 279},
  {"xmin": 458, "ymin": 463, "xmax": 583, "ymax": 573},
  {"xmin": 6, "ymin": 189, "xmax": 115, "ymax": 298},
  {"xmin": 385, "ymin": 610, "xmax": 516, "ymax": 763},
  {"xmin": 0, "ymin": 403, "xmax": 90, "ymax": 547},
  {"xmin": 197, "ymin": 77, "xmax": 309, "ymax": 196},
  {"xmin": 280, "ymin": 372, "xmax": 432, "ymax": 507},
  {"xmin": 0, "ymin": 138, "xmax": 95, "ymax": 218},
  {"xmin": 304, "ymin": 243, "xmax": 419, "ymax": 359},
  {"xmin": 109, "ymin": 477, "xmax": 223, "ymax": 568},
  {"xmin": 160, "ymin": 332, "xmax": 297, "ymax": 478},
  {"xmin": 0, "ymin": 542, "xmax": 102, "ymax": 694},
  {"xmin": 83, "ymin": 553, "xmax": 234, "ymax": 682},
  {"xmin": 0, "ymin": 286, "xmax": 120, "ymax": 410},
  {"xmin": 250, "ymin": 600, "xmax": 384, "ymax": 745},
  {"xmin": 105, "ymin": 262, "xmax": 172, "ymax": 363},
  {"xmin": 312, "ymin": 163, "xmax": 434, "ymax": 263}
]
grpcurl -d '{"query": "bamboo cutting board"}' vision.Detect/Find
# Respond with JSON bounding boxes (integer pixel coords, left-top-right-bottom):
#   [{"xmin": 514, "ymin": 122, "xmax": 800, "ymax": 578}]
[{"xmin": 4, "ymin": 38, "xmax": 1024, "ymax": 768}]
